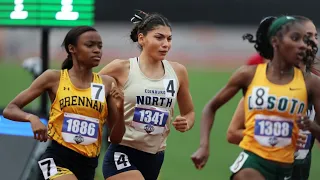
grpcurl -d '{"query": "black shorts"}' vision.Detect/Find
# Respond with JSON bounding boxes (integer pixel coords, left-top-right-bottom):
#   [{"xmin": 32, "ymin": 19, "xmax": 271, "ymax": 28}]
[
  {"xmin": 36, "ymin": 140, "xmax": 98, "ymax": 180},
  {"xmin": 102, "ymin": 143, "xmax": 165, "ymax": 180},
  {"xmin": 292, "ymin": 152, "xmax": 312, "ymax": 180}
]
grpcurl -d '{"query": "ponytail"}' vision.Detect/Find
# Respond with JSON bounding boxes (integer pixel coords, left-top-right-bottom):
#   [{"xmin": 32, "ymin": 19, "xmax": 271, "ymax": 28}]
[
  {"xmin": 243, "ymin": 16, "xmax": 276, "ymax": 60},
  {"xmin": 61, "ymin": 54, "xmax": 73, "ymax": 70}
]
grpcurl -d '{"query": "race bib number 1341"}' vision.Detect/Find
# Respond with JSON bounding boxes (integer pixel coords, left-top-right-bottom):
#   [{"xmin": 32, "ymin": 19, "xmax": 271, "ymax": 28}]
[{"xmin": 132, "ymin": 105, "xmax": 169, "ymax": 135}]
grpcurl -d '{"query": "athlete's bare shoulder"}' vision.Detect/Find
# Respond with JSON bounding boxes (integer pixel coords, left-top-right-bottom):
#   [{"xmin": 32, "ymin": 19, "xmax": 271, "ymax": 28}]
[
  {"xmin": 99, "ymin": 59, "xmax": 129, "ymax": 84},
  {"xmin": 27, "ymin": 69, "xmax": 60, "ymax": 94},
  {"xmin": 100, "ymin": 74, "xmax": 116, "ymax": 84},
  {"xmin": 229, "ymin": 64, "xmax": 259, "ymax": 88},
  {"xmin": 44, "ymin": 69, "xmax": 60, "ymax": 76},
  {"xmin": 99, "ymin": 59, "xmax": 129, "ymax": 76},
  {"xmin": 109, "ymin": 59, "xmax": 130, "ymax": 68},
  {"xmin": 305, "ymin": 72, "xmax": 320, "ymax": 93},
  {"xmin": 99, "ymin": 74, "xmax": 117, "ymax": 94},
  {"xmin": 304, "ymin": 71, "xmax": 320, "ymax": 83},
  {"xmin": 168, "ymin": 61, "xmax": 187, "ymax": 75},
  {"xmin": 41, "ymin": 69, "xmax": 61, "ymax": 85},
  {"xmin": 238, "ymin": 64, "xmax": 258, "ymax": 77}
]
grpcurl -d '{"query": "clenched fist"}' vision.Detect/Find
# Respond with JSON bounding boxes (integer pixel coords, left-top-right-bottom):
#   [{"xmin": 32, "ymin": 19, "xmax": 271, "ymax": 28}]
[
  {"xmin": 172, "ymin": 115, "xmax": 189, "ymax": 132},
  {"xmin": 109, "ymin": 82, "xmax": 124, "ymax": 109}
]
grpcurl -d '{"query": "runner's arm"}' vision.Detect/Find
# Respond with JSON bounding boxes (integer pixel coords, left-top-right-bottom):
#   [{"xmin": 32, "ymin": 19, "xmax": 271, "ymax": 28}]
[
  {"xmin": 200, "ymin": 65, "xmax": 255, "ymax": 148},
  {"xmin": 227, "ymin": 97, "xmax": 245, "ymax": 144},
  {"xmin": 3, "ymin": 70, "xmax": 58, "ymax": 122},
  {"xmin": 308, "ymin": 74, "xmax": 320, "ymax": 142},
  {"xmin": 173, "ymin": 62, "xmax": 195, "ymax": 131}
]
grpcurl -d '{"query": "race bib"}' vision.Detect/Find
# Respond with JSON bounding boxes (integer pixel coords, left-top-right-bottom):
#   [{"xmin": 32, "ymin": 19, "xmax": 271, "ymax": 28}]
[
  {"xmin": 250, "ymin": 86, "xmax": 269, "ymax": 109},
  {"xmin": 132, "ymin": 105, "xmax": 169, "ymax": 135},
  {"xmin": 61, "ymin": 113, "xmax": 99, "ymax": 145},
  {"xmin": 230, "ymin": 152, "xmax": 249, "ymax": 173},
  {"xmin": 38, "ymin": 158, "xmax": 58, "ymax": 180},
  {"xmin": 91, "ymin": 83, "xmax": 105, "ymax": 102},
  {"xmin": 306, "ymin": 105, "xmax": 315, "ymax": 121},
  {"xmin": 254, "ymin": 114, "xmax": 293, "ymax": 147},
  {"xmin": 295, "ymin": 105, "xmax": 314, "ymax": 160},
  {"xmin": 163, "ymin": 79, "xmax": 177, "ymax": 98},
  {"xmin": 295, "ymin": 131, "xmax": 312, "ymax": 160}
]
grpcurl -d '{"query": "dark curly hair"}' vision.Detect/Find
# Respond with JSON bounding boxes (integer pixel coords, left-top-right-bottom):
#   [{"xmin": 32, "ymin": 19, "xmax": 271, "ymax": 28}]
[
  {"xmin": 242, "ymin": 16, "xmax": 276, "ymax": 60},
  {"xmin": 243, "ymin": 16, "xmax": 318, "ymax": 72}
]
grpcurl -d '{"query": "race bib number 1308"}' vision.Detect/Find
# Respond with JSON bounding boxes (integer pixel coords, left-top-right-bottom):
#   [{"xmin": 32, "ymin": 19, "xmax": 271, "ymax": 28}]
[{"xmin": 254, "ymin": 114, "xmax": 293, "ymax": 147}]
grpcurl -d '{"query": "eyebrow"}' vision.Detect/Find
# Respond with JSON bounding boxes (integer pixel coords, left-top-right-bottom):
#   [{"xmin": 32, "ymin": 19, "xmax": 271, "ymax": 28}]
[
  {"xmin": 85, "ymin": 40, "xmax": 102, "ymax": 44},
  {"xmin": 155, "ymin": 33, "xmax": 172, "ymax": 37}
]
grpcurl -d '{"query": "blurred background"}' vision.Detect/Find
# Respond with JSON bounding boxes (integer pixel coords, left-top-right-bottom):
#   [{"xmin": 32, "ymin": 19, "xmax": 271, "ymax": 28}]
[{"xmin": 0, "ymin": 0, "xmax": 320, "ymax": 179}]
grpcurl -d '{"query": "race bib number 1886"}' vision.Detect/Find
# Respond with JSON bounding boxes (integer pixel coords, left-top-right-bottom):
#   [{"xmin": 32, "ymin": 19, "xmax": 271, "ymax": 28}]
[{"xmin": 62, "ymin": 113, "xmax": 99, "ymax": 145}]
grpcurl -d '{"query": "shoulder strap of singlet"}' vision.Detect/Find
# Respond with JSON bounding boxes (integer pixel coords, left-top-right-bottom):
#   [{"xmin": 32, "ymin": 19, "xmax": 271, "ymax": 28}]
[{"xmin": 162, "ymin": 60, "xmax": 180, "ymax": 88}]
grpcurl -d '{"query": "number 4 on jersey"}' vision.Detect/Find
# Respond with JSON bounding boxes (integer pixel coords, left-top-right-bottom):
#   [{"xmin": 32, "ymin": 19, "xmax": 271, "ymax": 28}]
[
  {"xmin": 163, "ymin": 79, "xmax": 176, "ymax": 98},
  {"xmin": 114, "ymin": 152, "xmax": 131, "ymax": 170}
]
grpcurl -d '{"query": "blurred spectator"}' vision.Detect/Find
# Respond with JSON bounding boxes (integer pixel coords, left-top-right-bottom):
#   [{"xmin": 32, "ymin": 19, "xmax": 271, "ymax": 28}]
[{"xmin": 246, "ymin": 53, "xmax": 266, "ymax": 65}]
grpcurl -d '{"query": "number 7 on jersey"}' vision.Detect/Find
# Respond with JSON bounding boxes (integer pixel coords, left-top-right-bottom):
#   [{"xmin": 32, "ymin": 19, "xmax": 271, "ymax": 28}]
[{"xmin": 91, "ymin": 83, "xmax": 105, "ymax": 102}]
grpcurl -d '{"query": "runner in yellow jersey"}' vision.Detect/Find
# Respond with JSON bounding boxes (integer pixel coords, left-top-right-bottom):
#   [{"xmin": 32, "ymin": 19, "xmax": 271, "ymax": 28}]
[
  {"xmin": 3, "ymin": 26, "xmax": 125, "ymax": 180},
  {"xmin": 191, "ymin": 16, "xmax": 320, "ymax": 180},
  {"xmin": 227, "ymin": 16, "xmax": 320, "ymax": 180}
]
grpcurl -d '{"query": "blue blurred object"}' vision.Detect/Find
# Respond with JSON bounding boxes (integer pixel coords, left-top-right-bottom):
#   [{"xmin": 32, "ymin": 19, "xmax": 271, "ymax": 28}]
[{"xmin": 0, "ymin": 115, "xmax": 48, "ymax": 137}]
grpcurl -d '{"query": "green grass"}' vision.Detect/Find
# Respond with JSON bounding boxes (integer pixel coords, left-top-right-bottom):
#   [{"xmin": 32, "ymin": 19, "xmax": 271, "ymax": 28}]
[{"xmin": 1, "ymin": 63, "xmax": 319, "ymax": 180}]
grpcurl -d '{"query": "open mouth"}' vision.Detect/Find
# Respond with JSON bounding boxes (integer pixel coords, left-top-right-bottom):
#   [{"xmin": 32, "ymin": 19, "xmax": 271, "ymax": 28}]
[{"xmin": 297, "ymin": 52, "xmax": 305, "ymax": 60}]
